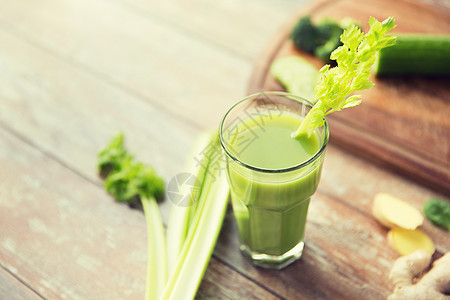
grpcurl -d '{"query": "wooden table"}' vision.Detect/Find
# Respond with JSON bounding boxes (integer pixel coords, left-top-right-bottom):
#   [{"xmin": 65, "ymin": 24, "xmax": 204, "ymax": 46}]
[{"xmin": 0, "ymin": 0, "xmax": 448, "ymax": 299}]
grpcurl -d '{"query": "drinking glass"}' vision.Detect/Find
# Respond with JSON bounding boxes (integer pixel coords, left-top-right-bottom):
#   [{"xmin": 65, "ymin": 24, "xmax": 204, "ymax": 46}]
[{"xmin": 219, "ymin": 92, "xmax": 329, "ymax": 269}]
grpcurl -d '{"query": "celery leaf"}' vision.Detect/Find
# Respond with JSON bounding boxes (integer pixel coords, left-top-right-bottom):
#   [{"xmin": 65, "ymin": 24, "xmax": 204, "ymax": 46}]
[{"xmin": 293, "ymin": 17, "xmax": 396, "ymax": 138}]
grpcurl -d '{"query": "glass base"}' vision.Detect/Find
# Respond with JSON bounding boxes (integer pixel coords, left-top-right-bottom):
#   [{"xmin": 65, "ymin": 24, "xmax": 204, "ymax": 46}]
[{"xmin": 240, "ymin": 241, "xmax": 304, "ymax": 269}]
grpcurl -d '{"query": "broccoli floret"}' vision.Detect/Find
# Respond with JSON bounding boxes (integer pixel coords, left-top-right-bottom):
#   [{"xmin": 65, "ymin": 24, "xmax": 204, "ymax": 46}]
[
  {"xmin": 290, "ymin": 15, "xmax": 360, "ymax": 63},
  {"xmin": 315, "ymin": 19, "xmax": 344, "ymax": 62},
  {"xmin": 315, "ymin": 37, "xmax": 342, "ymax": 63},
  {"xmin": 291, "ymin": 16, "xmax": 318, "ymax": 53},
  {"xmin": 316, "ymin": 18, "xmax": 343, "ymax": 41}
]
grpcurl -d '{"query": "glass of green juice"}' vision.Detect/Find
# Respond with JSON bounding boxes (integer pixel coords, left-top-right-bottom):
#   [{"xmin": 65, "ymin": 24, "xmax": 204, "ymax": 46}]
[{"xmin": 219, "ymin": 91, "xmax": 329, "ymax": 269}]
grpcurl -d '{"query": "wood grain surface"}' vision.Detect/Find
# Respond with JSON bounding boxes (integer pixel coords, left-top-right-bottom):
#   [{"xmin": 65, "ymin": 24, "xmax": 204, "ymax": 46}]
[
  {"xmin": 0, "ymin": 0, "xmax": 449, "ymax": 299},
  {"xmin": 248, "ymin": 0, "xmax": 450, "ymax": 194}
]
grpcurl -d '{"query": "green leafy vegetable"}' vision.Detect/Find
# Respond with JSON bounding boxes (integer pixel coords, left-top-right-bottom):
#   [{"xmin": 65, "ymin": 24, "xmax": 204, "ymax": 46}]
[
  {"xmin": 292, "ymin": 16, "xmax": 397, "ymax": 138},
  {"xmin": 424, "ymin": 198, "xmax": 450, "ymax": 231},
  {"xmin": 98, "ymin": 133, "xmax": 167, "ymax": 300},
  {"xmin": 104, "ymin": 157, "xmax": 164, "ymax": 205},
  {"xmin": 97, "ymin": 133, "xmax": 130, "ymax": 178}
]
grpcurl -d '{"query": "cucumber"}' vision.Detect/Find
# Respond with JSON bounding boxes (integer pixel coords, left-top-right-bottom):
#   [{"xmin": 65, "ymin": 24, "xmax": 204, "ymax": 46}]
[
  {"xmin": 374, "ymin": 34, "xmax": 450, "ymax": 76},
  {"xmin": 270, "ymin": 56, "xmax": 319, "ymax": 101}
]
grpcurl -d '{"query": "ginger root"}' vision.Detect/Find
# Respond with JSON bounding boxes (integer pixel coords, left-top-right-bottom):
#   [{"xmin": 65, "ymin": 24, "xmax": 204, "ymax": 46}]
[
  {"xmin": 388, "ymin": 228, "xmax": 435, "ymax": 256},
  {"xmin": 372, "ymin": 193, "xmax": 424, "ymax": 230},
  {"xmin": 388, "ymin": 250, "xmax": 450, "ymax": 300}
]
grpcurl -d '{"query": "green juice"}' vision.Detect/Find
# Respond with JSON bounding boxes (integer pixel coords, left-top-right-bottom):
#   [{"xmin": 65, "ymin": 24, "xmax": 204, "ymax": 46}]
[{"xmin": 226, "ymin": 113, "xmax": 325, "ymax": 259}]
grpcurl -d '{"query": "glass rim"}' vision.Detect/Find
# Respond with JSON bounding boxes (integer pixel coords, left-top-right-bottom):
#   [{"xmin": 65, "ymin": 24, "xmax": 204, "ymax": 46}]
[{"xmin": 219, "ymin": 91, "xmax": 329, "ymax": 174}]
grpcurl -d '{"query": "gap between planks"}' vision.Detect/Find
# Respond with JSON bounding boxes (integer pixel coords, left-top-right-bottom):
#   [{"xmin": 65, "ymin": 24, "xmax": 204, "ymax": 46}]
[{"xmin": 0, "ymin": 264, "xmax": 45, "ymax": 300}]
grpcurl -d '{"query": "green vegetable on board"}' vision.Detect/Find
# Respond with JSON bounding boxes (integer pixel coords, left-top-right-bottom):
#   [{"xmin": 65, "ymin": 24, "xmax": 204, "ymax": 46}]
[
  {"xmin": 270, "ymin": 56, "xmax": 319, "ymax": 101},
  {"xmin": 424, "ymin": 198, "xmax": 450, "ymax": 231},
  {"xmin": 314, "ymin": 18, "xmax": 347, "ymax": 62},
  {"xmin": 374, "ymin": 34, "xmax": 450, "ymax": 76},
  {"xmin": 291, "ymin": 15, "xmax": 360, "ymax": 62},
  {"xmin": 292, "ymin": 16, "xmax": 397, "ymax": 138},
  {"xmin": 291, "ymin": 16, "xmax": 318, "ymax": 53}
]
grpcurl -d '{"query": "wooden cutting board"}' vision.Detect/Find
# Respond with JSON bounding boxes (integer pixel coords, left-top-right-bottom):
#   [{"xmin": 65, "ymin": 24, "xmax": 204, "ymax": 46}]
[{"xmin": 248, "ymin": 0, "xmax": 450, "ymax": 194}]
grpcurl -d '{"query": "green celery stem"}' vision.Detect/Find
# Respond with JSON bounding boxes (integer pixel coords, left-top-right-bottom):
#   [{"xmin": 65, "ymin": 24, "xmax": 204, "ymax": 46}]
[
  {"xmin": 141, "ymin": 197, "xmax": 167, "ymax": 300},
  {"xmin": 292, "ymin": 100, "xmax": 325, "ymax": 139}
]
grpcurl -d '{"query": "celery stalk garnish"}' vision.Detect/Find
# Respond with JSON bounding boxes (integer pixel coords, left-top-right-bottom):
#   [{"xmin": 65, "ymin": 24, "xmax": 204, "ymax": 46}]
[{"xmin": 292, "ymin": 16, "xmax": 397, "ymax": 138}]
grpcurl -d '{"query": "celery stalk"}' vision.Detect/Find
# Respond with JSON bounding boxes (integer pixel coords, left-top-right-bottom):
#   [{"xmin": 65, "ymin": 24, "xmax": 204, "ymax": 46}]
[
  {"xmin": 165, "ymin": 132, "xmax": 212, "ymax": 275},
  {"xmin": 97, "ymin": 133, "xmax": 167, "ymax": 300},
  {"xmin": 293, "ymin": 17, "xmax": 397, "ymax": 138},
  {"xmin": 141, "ymin": 197, "xmax": 167, "ymax": 300},
  {"xmin": 162, "ymin": 133, "xmax": 229, "ymax": 300}
]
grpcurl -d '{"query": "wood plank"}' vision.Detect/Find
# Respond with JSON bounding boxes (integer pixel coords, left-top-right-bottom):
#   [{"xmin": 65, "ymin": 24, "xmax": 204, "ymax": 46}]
[
  {"xmin": 0, "ymin": 25, "xmax": 201, "ymax": 221},
  {"xmin": 198, "ymin": 259, "xmax": 280, "ymax": 300},
  {"xmin": 0, "ymin": 0, "xmax": 252, "ymax": 128},
  {"xmin": 247, "ymin": 0, "xmax": 450, "ymax": 194},
  {"xmin": 0, "ymin": 128, "xmax": 147, "ymax": 299},
  {"xmin": 0, "ymin": 123, "xmax": 279, "ymax": 299},
  {"xmin": 0, "ymin": 267, "xmax": 43, "ymax": 300},
  {"xmin": 116, "ymin": 0, "xmax": 312, "ymax": 58}
]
